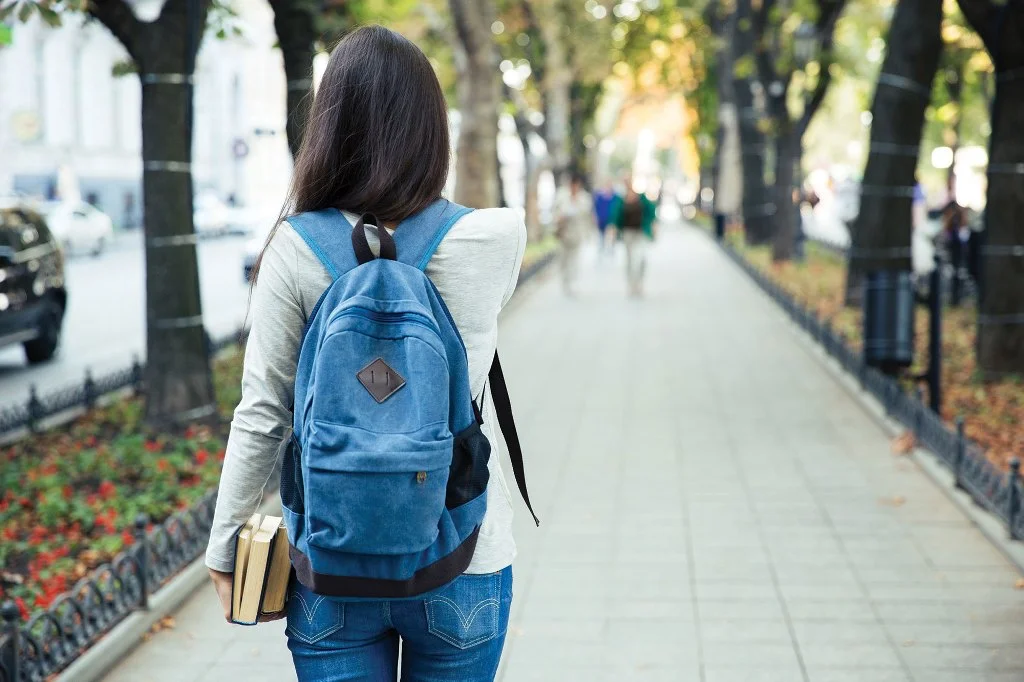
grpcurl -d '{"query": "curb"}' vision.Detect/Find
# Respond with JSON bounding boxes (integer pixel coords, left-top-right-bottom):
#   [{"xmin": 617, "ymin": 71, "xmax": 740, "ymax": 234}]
[
  {"xmin": 55, "ymin": 497, "xmax": 282, "ymax": 682},
  {"xmin": 718, "ymin": 238, "xmax": 1024, "ymax": 576}
]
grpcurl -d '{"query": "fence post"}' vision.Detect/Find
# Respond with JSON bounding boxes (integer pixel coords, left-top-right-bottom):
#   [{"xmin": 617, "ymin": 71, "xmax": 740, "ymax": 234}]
[
  {"xmin": 954, "ymin": 417, "xmax": 966, "ymax": 491},
  {"xmin": 928, "ymin": 253, "xmax": 943, "ymax": 414},
  {"xmin": 135, "ymin": 514, "xmax": 150, "ymax": 610},
  {"xmin": 1, "ymin": 600, "xmax": 20, "ymax": 682},
  {"xmin": 83, "ymin": 369, "xmax": 97, "ymax": 410},
  {"xmin": 131, "ymin": 356, "xmax": 144, "ymax": 396},
  {"xmin": 26, "ymin": 385, "xmax": 41, "ymax": 434},
  {"xmin": 914, "ymin": 386, "xmax": 925, "ymax": 439},
  {"xmin": 1008, "ymin": 459, "xmax": 1021, "ymax": 541}
]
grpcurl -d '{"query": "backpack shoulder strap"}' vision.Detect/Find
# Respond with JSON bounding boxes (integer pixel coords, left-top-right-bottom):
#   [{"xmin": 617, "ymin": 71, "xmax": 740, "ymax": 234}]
[
  {"xmin": 286, "ymin": 208, "xmax": 358, "ymax": 280},
  {"xmin": 488, "ymin": 352, "xmax": 540, "ymax": 527},
  {"xmin": 393, "ymin": 199, "xmax": 474, "ymax": 270}
]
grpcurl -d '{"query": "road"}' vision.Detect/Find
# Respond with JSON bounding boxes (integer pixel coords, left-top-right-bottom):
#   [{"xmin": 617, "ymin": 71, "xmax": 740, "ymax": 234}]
[{"xmin": 0, "ymin": 231, "xmax": 255, "ymax": 410}]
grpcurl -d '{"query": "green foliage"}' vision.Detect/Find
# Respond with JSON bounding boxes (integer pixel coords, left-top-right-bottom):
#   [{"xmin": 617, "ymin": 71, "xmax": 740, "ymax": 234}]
[{"xmin": 111, "ymin": 58, "xmax": 137, "ymax": 78}]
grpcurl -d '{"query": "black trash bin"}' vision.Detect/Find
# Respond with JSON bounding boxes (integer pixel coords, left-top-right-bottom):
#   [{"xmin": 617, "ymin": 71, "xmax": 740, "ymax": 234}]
[{"xmin": 863, "ymin": 270, "xmax": 915, "ymax": 374}]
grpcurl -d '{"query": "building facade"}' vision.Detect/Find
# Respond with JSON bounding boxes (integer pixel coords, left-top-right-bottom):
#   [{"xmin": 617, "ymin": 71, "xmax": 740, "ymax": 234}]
[{"xmin": 0, "ymin": 0, "xmax": 292, "ymax": 229}]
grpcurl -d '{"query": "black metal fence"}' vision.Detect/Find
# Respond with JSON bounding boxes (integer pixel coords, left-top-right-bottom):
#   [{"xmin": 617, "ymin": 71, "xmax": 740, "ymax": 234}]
[
  {"xmin": 0, "ymin": 493, "xmax": 217, "ymax": 682},
  {"xmin": 721, "ymin": 243, "xmax": 1024, "ymax": 542},
  {"xmin": 0, "ymin": 333, "xmax": 242, "ymax": 439}
]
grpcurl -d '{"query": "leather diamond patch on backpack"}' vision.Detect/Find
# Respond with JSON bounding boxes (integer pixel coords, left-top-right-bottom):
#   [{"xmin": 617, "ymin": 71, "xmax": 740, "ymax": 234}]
[{"xmin": 357, "ymin": 358, "xmax": 406, "ymax": 403}]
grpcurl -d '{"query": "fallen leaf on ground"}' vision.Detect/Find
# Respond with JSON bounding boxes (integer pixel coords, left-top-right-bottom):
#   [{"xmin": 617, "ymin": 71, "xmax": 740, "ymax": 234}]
[
  {"xmin": 879, "ymin": 496, "xmax": 907, "ymax": 507},
  {"xmin": 147, "ymin": 616, "xmax": 176, "ymax": 635},
  {"xmin": 891, "ymin": 432, "xmax": 916, "ymax": 455},
  {"xmin": 1014, "ymin": 578, "xmax": 1024, "ymax": 590}
]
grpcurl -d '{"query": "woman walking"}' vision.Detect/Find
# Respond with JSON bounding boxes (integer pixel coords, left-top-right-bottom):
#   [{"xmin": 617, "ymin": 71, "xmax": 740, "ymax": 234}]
[
  {"xmin": 612, "ymin": 181, "xmax": 657, "ymax": 296},
  {"xmin": 205, "ymin": 26, "xmax": 527, "ymax": 682},
  {"xmin": 554, "ymin": 174, "xmax": 593, "ymax": 295}
]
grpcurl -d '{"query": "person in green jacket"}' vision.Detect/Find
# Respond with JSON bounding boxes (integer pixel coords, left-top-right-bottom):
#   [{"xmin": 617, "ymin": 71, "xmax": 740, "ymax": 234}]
[{"xmin": 610, "ymin": 182, "xmax": 657, "ymax": 296}]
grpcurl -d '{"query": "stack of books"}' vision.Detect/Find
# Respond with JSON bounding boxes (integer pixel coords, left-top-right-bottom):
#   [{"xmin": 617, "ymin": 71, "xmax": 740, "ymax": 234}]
[{"xmin": 231, "ymin": 513, "xmax": 292, "ymax": 625}]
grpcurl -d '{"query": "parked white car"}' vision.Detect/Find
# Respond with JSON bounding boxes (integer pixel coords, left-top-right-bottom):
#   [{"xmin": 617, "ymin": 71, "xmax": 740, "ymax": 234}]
[
  {"xmin": 194, "ymin": 192, "xmax": 233, "ymax": 237},
  {"xmin": 40, "ymin": 201, "xmax": 115, "ymax": 256}
]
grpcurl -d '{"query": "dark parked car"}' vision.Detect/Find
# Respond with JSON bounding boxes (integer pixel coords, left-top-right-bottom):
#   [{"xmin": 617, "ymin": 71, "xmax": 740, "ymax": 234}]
[{"xmin": 0, "ymin": 206, "xmax": 66, "ymax": 363}]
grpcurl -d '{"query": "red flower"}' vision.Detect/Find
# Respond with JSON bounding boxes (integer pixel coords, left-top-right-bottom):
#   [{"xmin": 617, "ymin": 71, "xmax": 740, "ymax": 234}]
[
  {"xmin": 217, "ymin": 449, "xmax": 226, "ymax": 462},
  {"xmin": 2, "ymin": 526, "xmax": 16, "ymax": 541},
  {"xmin": 0, "ymin": 499, "xmax": 8, "ymax": 512},
  {"xmin": 62, "ymin": 485, "xmax": 74, "ymax": 500},
  {"xmin": 86, "ymin": 435, "xmax": 98, "ymax": 447},
  {"xmin": 156, "ymin": 458, "xmax": 171, "ymax": 473},
  {"xmin": 15, "ymin": 597, "xmax": 29, "ymax": 620},
  {"xmin": 144, "ymin": 440, "xmax": 161, "ymax": 453},
  {"xmin": 121, "ymin": 529, "xmax": 134, "ymax": 546},
  {"xmin": 19, "ymin": 497, "xmax": 31, "ymax": 508},
  {"xmin": 195, "ymin": 449, "xmax": 209, "ymax": 466},
  {"xmin": 98, "ymin": 481, "xmax": 117, "ymax": 500}
]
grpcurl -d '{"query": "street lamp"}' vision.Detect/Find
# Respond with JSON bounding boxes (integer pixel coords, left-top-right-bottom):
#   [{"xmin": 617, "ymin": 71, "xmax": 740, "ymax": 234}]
[{"xmin": 793, "ymin": 21, "xmax": 817, "ymax": 69}]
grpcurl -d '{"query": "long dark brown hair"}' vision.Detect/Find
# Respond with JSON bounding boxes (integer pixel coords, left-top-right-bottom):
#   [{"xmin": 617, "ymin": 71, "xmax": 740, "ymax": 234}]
[{"xmin": 251, "ymin": 25, "xmax": 450, "ymax": 284}]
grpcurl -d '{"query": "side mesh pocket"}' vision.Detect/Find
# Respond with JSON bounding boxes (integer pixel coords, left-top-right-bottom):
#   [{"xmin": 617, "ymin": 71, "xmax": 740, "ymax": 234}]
[
  {"xmin": 280, "ymin": 435, "xmax": 304, "ymax": 515},
  {"xmin": 446, "ymin": 422, "xmax": 491, "ymax": 509}
]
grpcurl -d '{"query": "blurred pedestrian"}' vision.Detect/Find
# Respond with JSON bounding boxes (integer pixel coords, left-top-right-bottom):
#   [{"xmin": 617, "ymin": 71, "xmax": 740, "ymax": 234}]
[
  {"xmin": 593, "ymin": 179, "xmax": 617, "ymax": 253},
  {"xmin": 555, "ymin": 174, "xmax": 593, "ymax": 295},
  {"xmin": 612, "ymin": 179, "xmax": 656, "ymax": 297}
]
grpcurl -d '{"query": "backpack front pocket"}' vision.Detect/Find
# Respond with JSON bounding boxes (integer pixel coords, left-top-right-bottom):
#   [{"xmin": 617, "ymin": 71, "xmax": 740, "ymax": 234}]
[{"xmin": 304, "ymin": 421, "xmax": 453, "ymax": 555}]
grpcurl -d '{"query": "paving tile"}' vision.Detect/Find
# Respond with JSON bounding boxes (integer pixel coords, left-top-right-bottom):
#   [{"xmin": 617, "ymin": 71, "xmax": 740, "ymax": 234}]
[
  {"xmin": 799, "ymin": 642, "xmax": 904, "ymax": 669},
  {"xmin": 900, "ymin": 644, "xmax": 1024, "ymax": 671},
  {"xmin": 700, "ymin": 619, "xmax": 794, "ymax": 644},
  {"xmin": 791, "ymin": 621, "xmax": 892, "ymax": 646},
  {"xmin": 702, "ymin": 642, "xmax": 802, "ymax": 668},
  {"xmin": 807, "ymin": 671, "xmax": 911, "ymax": 682},
  {"xmin": 784, "ymin": 599, "xmax": 878, "ymax": 622},
  {"xmin": 698, "ymin": 599, "xmax": 787, "ymax": 622}
]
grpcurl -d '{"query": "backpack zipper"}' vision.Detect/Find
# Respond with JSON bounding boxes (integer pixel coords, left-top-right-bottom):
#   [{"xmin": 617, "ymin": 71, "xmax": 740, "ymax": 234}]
[{"xmin": 338, "ymin": 307, "xmax": 439, "ymax": 333}]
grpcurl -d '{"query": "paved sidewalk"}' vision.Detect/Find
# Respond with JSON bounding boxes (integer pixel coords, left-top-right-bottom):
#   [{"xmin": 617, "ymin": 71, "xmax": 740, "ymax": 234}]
[{"xmin": 105, "ymin": 224, "xmax": 1024, "ymax": 682}]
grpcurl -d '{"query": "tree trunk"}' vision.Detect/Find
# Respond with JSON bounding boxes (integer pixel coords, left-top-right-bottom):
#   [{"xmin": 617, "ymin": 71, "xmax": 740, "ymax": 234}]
[
  {"xmin": 91, "ymin": 0, "xmax": 215, "ymax": 427},
  {"xmin": 515, "ymin": 120, "xmax": 542, "ymax": 241},
  {"xmin": 733, "ymin": 0, "xmax": 773, "ymax": 245},
  {"xmin": 449, "ymin": 0, "xmax": 501, "ymax": 208},
  {"xmin": 958, "ymin": 0, "xmax": 1024, "ymax": 377},
  {"xmin": 538, "ymin": 5, "xmax": 572, "ymax": 187},
  {"xmin": 771, "ymin": 125, "xmax": 798, "ymax": 262},
  {"xmin": 569, "ymin": 81, "xmax": 600, "ymax": 179},
  {"xmin": 846, "ymin": 0, "xmax": 942, "ymax": 305},
  {"xmin": 710, "ymin": 3, "xmax": 742, "ymax": 222},
  {"xmin": 269, "ymin": 0, "xmax": 319, "ymax": 158}
]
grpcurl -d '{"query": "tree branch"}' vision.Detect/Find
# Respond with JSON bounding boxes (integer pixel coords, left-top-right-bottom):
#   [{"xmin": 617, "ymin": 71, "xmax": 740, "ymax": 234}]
[
  {"xmin": 956, "ymin": 0, "xmax": 996, "ymax": 49},
  {"xmin": 88, "ymin": 0, "xmax": 144, "ymax": 62},
  {"xmin": 752, "ymin": 0, "xmax": 780, "ymax": 88},
  {"xmin": 798, "ymin": 0, "xmax": 847, "ymax": 140}
]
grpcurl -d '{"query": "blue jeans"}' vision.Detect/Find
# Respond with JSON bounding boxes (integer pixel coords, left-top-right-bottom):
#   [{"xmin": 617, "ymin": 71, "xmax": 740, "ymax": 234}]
[{"xmin": 286, "ymin": 566, "xmax": 513, "ymax": 682}]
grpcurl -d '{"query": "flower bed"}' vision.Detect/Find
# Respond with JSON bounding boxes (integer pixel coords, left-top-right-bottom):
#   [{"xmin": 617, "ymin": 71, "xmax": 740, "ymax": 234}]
[
  {"xmin": 730, "ymin": 234, "xmax": 1024, "ymax": 473},
  {"xmin": 0, "ymin": 351, "xmax": 243, "ymax": 619}
]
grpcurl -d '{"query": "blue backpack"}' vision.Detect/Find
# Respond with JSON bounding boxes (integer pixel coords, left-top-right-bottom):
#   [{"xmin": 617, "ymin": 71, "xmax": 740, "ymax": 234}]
[{"xmin": 280, "ymin": 199, "xmax": 537, "ymax": 599}]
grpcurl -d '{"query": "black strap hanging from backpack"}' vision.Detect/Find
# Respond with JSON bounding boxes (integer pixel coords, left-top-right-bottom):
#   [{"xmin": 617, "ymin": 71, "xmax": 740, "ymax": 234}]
[{"xmin": 487, "ymin": 352, "xmax": 540, "ymax": 527}]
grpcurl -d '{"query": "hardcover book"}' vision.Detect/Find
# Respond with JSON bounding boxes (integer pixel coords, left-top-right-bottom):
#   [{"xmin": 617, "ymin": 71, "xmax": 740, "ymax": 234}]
[{"xmin": 230, "ymin": 514, "xmax": 292, "ymax": 625}]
